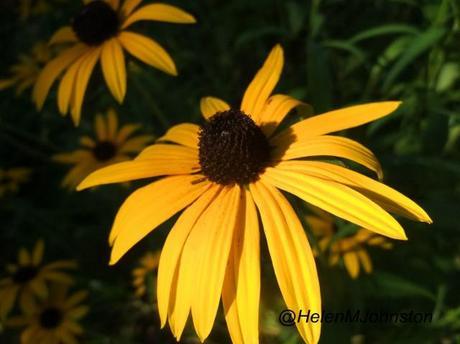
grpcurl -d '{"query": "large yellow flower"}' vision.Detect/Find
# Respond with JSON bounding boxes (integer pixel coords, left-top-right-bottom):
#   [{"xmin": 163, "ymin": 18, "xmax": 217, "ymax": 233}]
[
  {"xmin": 0, "ymin": 167, "xmax": 31, "ymax": 198},
  {"xmin": 0, "ymin": 241, "xmax": 75, "ymax": 320},
  {"xmin": 7, "ymin": 284, "xmax": 88, "ymax": 344},
  {"xmin": 77, "ymin": 45, "xmax": 432, "ymax": 343},
  {"xmin": 132, "ymin": 251, "xmax": 160, "ymax": 298},
  {"xmin": 53, "ymin": 108, "xmax": 153, "ymax": 189},
  {"xmin": 306, "ymin": 209, "xmax": 393, "ymax": 279},
  {"xmin": 33, "ymin": 0, "xmax": 196, "ymax": 125},
  {"xmin": 0, "ymin": 43, "xmax": 51, "ymax": 96}
]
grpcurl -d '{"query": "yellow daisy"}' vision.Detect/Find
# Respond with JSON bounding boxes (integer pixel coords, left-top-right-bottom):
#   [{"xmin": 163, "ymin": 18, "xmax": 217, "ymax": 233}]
[
  {"xmin": 0, "ymin": 240, "xmax": 76, "ymax": 320},
  {"xmin": 33, "ymin": 0, "xmax": 196, "ymax": 125},
  {"xmin": 7, "ymin": 284, "xmax": 88, "ymax": 344},
  {"xmin": 306, "ymin": 209, "xmax": 393, "ymax": 279},
  {"xmin": 0, "ymin": 167, "xmax": 32, "ymax": 198},
  {"xmin": 132, "ymin": 251, "xmax": 160, "ymax": 298},
  {"xmin": 53, "ymin": 108, "xmax": 154, "ymax": 189},
  {"xmin": 0, "ymin": 43, "xmax": 51, "ymax": 96},
  {"xmin": 77, "ymin": 45, "xmax": 432, "ymax": 343}
]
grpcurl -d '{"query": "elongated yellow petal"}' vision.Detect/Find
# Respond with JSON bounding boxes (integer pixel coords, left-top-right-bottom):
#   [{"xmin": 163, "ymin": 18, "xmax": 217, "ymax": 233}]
[
  {"xmin": 109, "ymin": 175, "xmax": 210, "ymax": 264},
  {"xmin": 241, "ymin": 45, "xmax": 284, "ymax": 121},
  {"xmin": 200, "ymin": 97, "xmax": 230, "ymax": 120},
  {"xmin": 32, "ymin": 240, "xmax": 44, "ymax": 266},
  {"xmin": 259, "ymin": 94, "xmax": 312, "ymax": 137},
  {"xmin": 57, "ymin": 52, "xmax": 87, "ymax": 116},
  {"xmin": 0, "ymin": 286, "xmax": 18, "ymax": 318},
  {"xmin": 273, "ymin": 135, "xmax": 383, "ymax": 180},
  {"xmin": 157, "ymin": 123, "xmax": 199, "ymax": 148},
  {"xmin": 343, "ymin": 252, "xmax": 360, "ymax": 278},
  {"xmin": 273, "ymin": 102, "xmax": 402, "ymax": 144},
  {"xmin": 106, "ymin": 0, "xmax": 120, "ymax": 10},
  {"xmin": 119, "ymin": 31, "xmax": 177, "ymax": 76},
  {"xmin": 101, "ymin": 38, "xmax": 126, "ymax": 103},
  {"xmin": 106, "ymin": 109, "xmax": 118, "ymax": 140},
  {"xmin": 70, "ymin": 48, "xmax": 101, "ymax": 125},
  {"xmin": 157, "ymin": 186, "xmax": 221, "ymax": 334},
  {"xmin": 250, "ymin": 181, "xmax": 321, "ymax": 344},
  {"xmin": 357, "ymin": 249, "xmax": 372, "ymax": 274},
  {"xmin": 33, "ymin": 44, "xmax": 86, "ymax": 110},
  {"xmin": 123, "ymin": 3, "xmax": 196, "ymax": 28},
  {"xmin": 189, "ymin": 186, "xmax": 241, "ymax": 342},
  {"xmin": 121, "ymin": 0, "xmax": 142, "ymax": 16},
  {"xmin": 275, "ymin": 160, "xmax": 431, "ymax": 223},
  {"xmin": 262, "ymin": 167, "xmax": 407, "ymax": 240},
  {"xmin": 222, "ymin": 189, "xmax": 260, "ymax": 344},
  {"xmin": 49, "ymin": 26, "xmax": 77, "ymax": 46},
  {"xmin": 119, "ymin": 135, "xmax": 154, "ymax": 153},
  {"xmin": 53, "ymin": 150, "xmax": 92, "ymax": 164},
  {"xmin": 19, "ymin": 248, "xmax": 30, "ymax": 265},
  {"xmin": 116, "ymin": 124, "xmax": 140, "ymax": 144},
  {"xmin": 94, "ymin": 114, "xmax": 107, "ymax": 141},
  {"xmin": 135, "ymin": 143, "xmax": 198, "ymax": 161}
]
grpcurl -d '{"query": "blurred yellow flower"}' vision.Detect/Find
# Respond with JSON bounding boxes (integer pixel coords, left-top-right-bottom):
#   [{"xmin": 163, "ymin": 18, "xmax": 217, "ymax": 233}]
[
  {"xmin": 0, "ymin": 43, "xmax": 51, "ymax": 96},
  {"xmin": 0, "ymin": 240, "xmax": 76, "ymax": 320},
  {"xmin": 33, "ymin": 0, "xmax": 196, "ymax": 125},
  {"xmin": 7, "ymin": 284, "xmax": 88, "ymax": 344},
  {"xmin": 132, "ymin": 251, "xmax": 160, "ymax": 298},
  {"xmin": 78, "ymin": 45, "xmax": 431, "ymax": 344},
  {"xmin": 306, "ymin": 209, "xmax": 393, "ymax": 279},
  {"xmin": 53, "ymin": 108, "xmax": 153, "ymax": 189},
  {"xmin": 0, "ymin": 167, "xmax": 32, "ymax": 198}
]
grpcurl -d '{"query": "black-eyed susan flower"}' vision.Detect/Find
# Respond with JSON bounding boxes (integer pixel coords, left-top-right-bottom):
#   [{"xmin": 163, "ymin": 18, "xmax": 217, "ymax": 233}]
[
  {"xmin": 132, "ymin": 251, "xmax": 160, "ymax": 298},
  {"xmin": 0, "ymin": 240, "xmax": 75, "ymax": 320},
  {"xmin": 77, "ymin": 45, "xmax": 432, "ymax": 344},
  {"xmin": 7, "ymin": 284, "xmax": 88, "ymax": 343},
  {"xmin": 33, "ymin": 0, "xmax": 196, "ymax": 125},
  {"xmin": 53, "ymin": 108, "xmax": 153, "ymax": 189},
  {"xmin": 0, "ymin": 167, "xmax": 31, "ymax": 198},
  {"xmin": 306, "ymin": 209, "xmax": 392, "ymax": 279},
  {"xmin": 0, "ymin": 43, "xmax": 51, "ymax": 96}
]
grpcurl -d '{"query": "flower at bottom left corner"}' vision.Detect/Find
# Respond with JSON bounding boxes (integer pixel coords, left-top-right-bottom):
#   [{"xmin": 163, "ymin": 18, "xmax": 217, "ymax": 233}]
[{"xmin": 7, "ymin": 283, "xmax": 88, "ymax": 344}]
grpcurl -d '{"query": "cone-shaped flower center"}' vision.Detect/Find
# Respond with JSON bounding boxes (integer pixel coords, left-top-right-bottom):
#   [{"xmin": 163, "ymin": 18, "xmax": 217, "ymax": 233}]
[
  {"xmin": 93, "ymin": 141, "xmax": 117, "ymax": 161},
  {"xmin": 40, "ymin": 307, "xmax": 63, "ymax": 329},
  {"xmin": 199, "ymin": 109, "xmax": 271, "ymax": 185},
  {"xmin": 12, "ymin": 265, "xmax": 38, "ymax": 284},
  {"xmin": 72, "ymin": 1, "xmax": 119, "ymax": 46}
]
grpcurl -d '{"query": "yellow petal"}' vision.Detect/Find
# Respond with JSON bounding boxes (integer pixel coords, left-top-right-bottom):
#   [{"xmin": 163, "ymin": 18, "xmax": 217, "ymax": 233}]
[
  {"xmin": 200, "ymin": 97, "xmax": 230, "ymax": 120},
  {"xmin": 273, "ymin": 135, "xmax": 383, "ymax": 180},
  {"xmin": 106, "ymin": 109, "xmax": 118, "ymax": 140},
  {"xmin": 95, "ymin": 114, "xmax": 107, "ymax": 141},
  {"xmin": 119, "ymin": 31, "xmax": 177, "ymax": 76},
  {"xmin": 0, "ymin": 287, "xmax": 18, "ymax": 319},
  {"xmin": 276, "ymin": 160, "xmax": 431, "ymax": 223},
  {"xmin": 222, "ymin": 189, "xmax": 260, "ymax": 344},
  {"xmin": 33, "ymin": 44, "xmax": 86, "ymax": 110},
  {"xmin": 357, "ymin": 249, "xmax": 372, "ymax": 274},
  {"xmin": 157, "ymin": 185, "xmax": 221, "ymax": 335},
  {"xmin": 121, "ymin": 0, "xmax": 142, "ymax": 16},
  {"xmin": 64, "ymin": 290, "xmax": 88, "ymax": 309},
  {"xmin": 343, "ymin": 252, "xmax": 360, "ymax": 279},
  {"xmin": 32, "ymin": 240, "xmax": 44, "ymax": 265},
  {"xmin": 189, "ymin": 186, "xmax": 242, "ymax": 342},
  {"xmin": 109, "ymin": 175, "xmax": 210, "ymax": 264},
  {"xmin": 262, "ymin": 167, "xmax": 407, "ymax": 240},
  {"xmin": 123, "ymin": 4, "xmax": 196, "ymax": 29},
  {"xmin": 273, "ymin": 102, "xmax": 402, "ymax": 144},
  {"xmin": 101, "ymin": 38, "xmax": 126, "ymax": 103},
  {"xmin": 53, "ymin": 150, "xmax": 92, "ymax": 164},
  {"xmin": 250, "ymin": 180, "xmax": 321, "ymax": 344},
  {"xmin": 49, "ymin": 26, "xmax": 77, "ymax": 46},
  {"xmin": 119, "ymin": 135, "xmax": 154, "ymax": 153},
  {"xmin": 70, "ymin": 48, "xmax": 101, "ymax": 125},
  {"xmin": 135, "ymin": 143, "xmax": 198, "ymax": 161},
  {"xmin": 241, "ymin": 45, "xmax": 284, "ymax": 121},
  {"xmin": 18, "ymin": 247, "xmax": 31, "ymax": 265},
  {"xmin": 259, "ymin": 94, "xmax": 312, "ymax": 137},
  {"xmin": 157, "ymin": 123, "xmax": 199, "ymax": 148},
  {"xmin": 106, "ymin": 0, "xmax": 120, "ymax": 10}
]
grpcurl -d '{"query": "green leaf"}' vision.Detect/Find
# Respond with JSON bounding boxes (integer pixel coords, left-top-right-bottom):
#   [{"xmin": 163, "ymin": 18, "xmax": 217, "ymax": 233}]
[
  {"xmin": 349, "ymin": 24, "xmax": 419, "ymax": 44},
  {"xmin": 323, "ymin": 40, "xmax": 366, "ymax": 62},
  {"xmin": 373, "ymin": 272, "xmax": 436, "ymax": 300}
]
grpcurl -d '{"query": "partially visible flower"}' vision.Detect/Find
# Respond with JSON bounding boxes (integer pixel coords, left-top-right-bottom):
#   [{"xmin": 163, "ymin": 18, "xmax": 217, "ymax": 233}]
[
  {"xmin": 132, "ymin": 251, "xmax": 160, "ymax": 298},
  {"xmin": 0, "ymin": 241, "xmax": 76, "ymax": 320},
  {"xmin": 0, "ymin": 43, "xmax": 51, "ymax": 96},
  {"xmin": 0, "ymin": 167, "xmax": 32, "ymax": 198},
  {"xmin": 53, "ymin": 108, "xmax": 154, "ymax": 189},
  {"xmin": 306, "ymin": 209, "xmax": 393, "ymax": 279},
  {"xmin": 33, "ymin": 0, "xmax": 196, "ymax": 124},
  {"xmin": 7, "ymin": 283, "xmax": 88, "ymax": 344}
]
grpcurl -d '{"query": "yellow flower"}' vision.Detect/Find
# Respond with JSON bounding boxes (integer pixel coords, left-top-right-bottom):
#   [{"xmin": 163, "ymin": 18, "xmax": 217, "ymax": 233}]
[
  {"xmin": 132, "ymin": 251, "xmax": 160, "ymax": 298},
  {"xmin": 77, "ymin": 45, "xmax": 432, "ymax": 344},
  {"xmin": 7, "ymin": 284, "xmax": 88, "ymax": 344},
  {"xmin": 306, "ymin": 209, "xmax": 393, "ymax": 279},
  {"xmin": 33, "ymin": 0, "xmax": 196, "ymax": 125},
  {"xmin": 0, "ymin": 241, "xmax": 76, "ymax": 320},
  {"xmin": 0, "ymin": 43, "xmax": 51, "ymax": 96},
  {"xmin": 0, "ymin": 167, "xmax": 32, "ymax": 198},
  {"xmin": 53, "ymin": 108, "xmax": 154, "ymax": 189}
]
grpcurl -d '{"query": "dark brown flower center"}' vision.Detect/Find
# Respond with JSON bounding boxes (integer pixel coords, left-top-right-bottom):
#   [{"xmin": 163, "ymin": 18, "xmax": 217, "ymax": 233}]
[
  {"xmin": 12, "ymin": 265, "xmax": 38, "ymax": 284},
  {"xmin": 72, "ymin": 1, "xmax": 119, "ymax": 46},
  {"xmin": 198, "ymin": 109, "xmax": 271, "ymax": 185},
  {"xmin": 92, "ymin": 141, "xmax": 117, "ymax": 161},
  {"xmin": 40, "ymin": 307, "xmax": 63, "ymax": 329}
]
